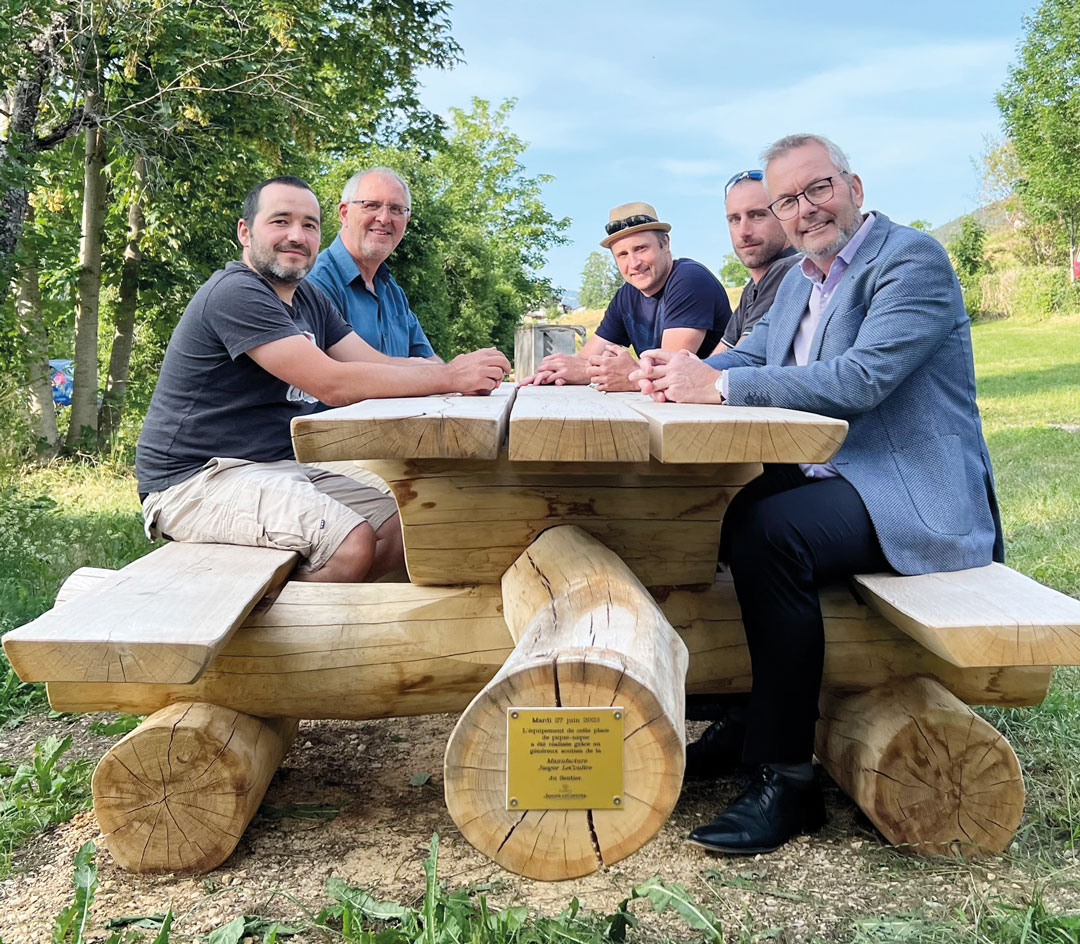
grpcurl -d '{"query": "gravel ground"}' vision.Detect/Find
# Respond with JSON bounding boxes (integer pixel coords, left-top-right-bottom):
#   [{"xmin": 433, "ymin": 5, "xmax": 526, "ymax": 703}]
[{"xmin": 2, "ymin": 714, "xmax": 1078, "ymax": 943}]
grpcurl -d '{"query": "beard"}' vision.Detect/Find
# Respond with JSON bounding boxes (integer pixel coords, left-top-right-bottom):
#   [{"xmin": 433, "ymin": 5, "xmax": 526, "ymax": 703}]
[
  {"xmin": 801, "ymin": 207, "xmax": 864, "ymax": 261},
  {"xmin": 247, "ymin": 238, "xmax": 313, "ymax": 283}
]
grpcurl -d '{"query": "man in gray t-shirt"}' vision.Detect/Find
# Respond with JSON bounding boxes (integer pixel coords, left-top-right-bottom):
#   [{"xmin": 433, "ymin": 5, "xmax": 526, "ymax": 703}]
[
  {"xmin": 713, "ymin": 171, "xmax": 801, "ymax": 354},
  {"xmin": 136, "ymin": 175, "xmax": 509, "ymax": 582}
]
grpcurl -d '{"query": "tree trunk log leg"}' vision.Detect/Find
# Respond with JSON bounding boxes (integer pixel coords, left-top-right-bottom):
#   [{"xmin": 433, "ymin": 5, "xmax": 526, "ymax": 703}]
[
  {"xmin": 445, "ymin": 526, "xmax": 687, "ymax": 881},
  {"xmin": 91, "ymin": 702, "xmax": 298, "ymax": 873},
  {"xmin": 815, "ymin": 676, "xmax": 1024, "ymax": 855}
]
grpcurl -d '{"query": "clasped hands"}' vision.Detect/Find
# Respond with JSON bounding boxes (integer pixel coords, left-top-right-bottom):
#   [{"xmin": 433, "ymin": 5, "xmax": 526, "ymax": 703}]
[
  {"xmin": 629, "ymin": 348, "xmax": 723, "ymax": 403},
  {"xmin": 519, "ymin": 343, "xmax": 639, "ymax": 392}
]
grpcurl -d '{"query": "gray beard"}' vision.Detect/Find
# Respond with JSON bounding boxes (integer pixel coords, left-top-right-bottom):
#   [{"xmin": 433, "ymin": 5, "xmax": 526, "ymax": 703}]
[{"xmin": 803, "ymin": 213, "xmax": 863, "ymax": 261}]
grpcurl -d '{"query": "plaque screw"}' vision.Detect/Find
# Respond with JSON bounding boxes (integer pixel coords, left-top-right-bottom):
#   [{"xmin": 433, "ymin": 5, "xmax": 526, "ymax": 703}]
[
  {"xmin": 613, "ymin": 796, "xmax": 622, "ymax": 806},
  {"xmin": 509, "ymin": 797, "xmax": 519, "ymax": 807},
  {"xmin": 613, "ymin": 711, "xmax": 622, "ymax": 720},
  {"xmin": 510, "ymin": 711, "xmax": 519, "ymax": 720}
]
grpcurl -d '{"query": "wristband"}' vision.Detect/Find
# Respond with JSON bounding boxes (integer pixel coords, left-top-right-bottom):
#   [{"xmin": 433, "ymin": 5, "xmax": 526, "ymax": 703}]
[{"xmin": 713, "ymin": 371, "xmax": 725, "ymax": 403}]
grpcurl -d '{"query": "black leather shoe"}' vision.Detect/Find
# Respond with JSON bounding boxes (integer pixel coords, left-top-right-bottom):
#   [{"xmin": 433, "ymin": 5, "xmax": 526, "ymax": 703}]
[
  {"xmin": 687, "ymin": 765, "xmax": 826, "ymax": 854},
  {"xmin": 684, "ymin": 715, "xmax": 746, "ymax": 779}
]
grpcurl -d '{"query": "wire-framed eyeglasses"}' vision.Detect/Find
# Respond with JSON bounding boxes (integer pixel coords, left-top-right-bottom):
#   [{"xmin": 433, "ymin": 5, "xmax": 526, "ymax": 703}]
[
  {"xmin": 350, "ymin": 199, "xmax": 411, "ymax": 219},
  {"xmin": 768, "ymin": 176, "xmax": 845, "ymax": 220}
]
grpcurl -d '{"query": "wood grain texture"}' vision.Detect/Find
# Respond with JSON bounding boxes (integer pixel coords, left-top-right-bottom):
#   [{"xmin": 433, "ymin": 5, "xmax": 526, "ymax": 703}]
[
  {"xmin": 855, "ymin": 563, "xmax": 1080, "ymax": 667},
  {"xmin": 46, "ymin": 570, "xmax": 1051, "ymax": 715},
  {"xmin": 444, "ymin": 527, "xmax": 687, "ymax": 880},
  {"xmin": 816, "ymin": 677, "xmax": 1025, "ymax": 854},
  {"xmin": 291, "ymin": 383, "xmax": 516, "ymax": 462},
  {"xmin": 508, "ymin": 385, "xmax": 649, "ymax": 462},
  {"xmin": 93, "ymin": 702, "xmax": 297, "ymax": 873},
  {"xmin": 607, "ymin": 393, "xmax": 849, "ymax": 464},
  {"xmin": 2, "ymin": 542, "xmax": 297, "ymax": 685},
  {"xmin": 358, "ymin": 456, "xmax": 759, "ymax": 586}
]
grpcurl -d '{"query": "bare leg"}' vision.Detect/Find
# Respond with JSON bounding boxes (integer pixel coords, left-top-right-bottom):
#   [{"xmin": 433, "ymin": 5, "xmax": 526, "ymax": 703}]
[
  {"xmin": 368, "ymin": 514, "xmax": 406, "ymax": 581},
  {"xmin": 296, "ymin": 522, "xmax": 377, "ymax": 583}
]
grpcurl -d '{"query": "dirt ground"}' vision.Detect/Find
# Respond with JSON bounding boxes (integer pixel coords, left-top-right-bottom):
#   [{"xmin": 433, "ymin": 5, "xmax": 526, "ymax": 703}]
[{"xmin": 2, "ymin": 713, "xmax": 1078, "ymax": 943}]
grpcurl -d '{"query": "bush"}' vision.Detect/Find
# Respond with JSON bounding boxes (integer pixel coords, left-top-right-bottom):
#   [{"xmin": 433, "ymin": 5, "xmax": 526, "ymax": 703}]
[{"xmin": 975, "ymin": 266, "xmax": 1080, "ymax": 321}]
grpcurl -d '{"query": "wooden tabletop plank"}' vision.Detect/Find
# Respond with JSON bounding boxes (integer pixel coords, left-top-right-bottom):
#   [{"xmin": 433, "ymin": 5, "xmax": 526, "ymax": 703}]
[
  {"xmin": 508, "ymin": 385, "xmax": 649, "ymax": 462},
  {"xmin": 291, "ymin": 383, "xmax": 516, "ymax": 462},
  {"xmin": 607, "ymin": 394, "xmax": 848, "ymax": 464},
  {"xmin": 855, "ymin": 563, "xmax": 1080, "ymax": 667},
  {"xmin": 2, "ymin": 542, "xmax": 297, "ymax": 684}
]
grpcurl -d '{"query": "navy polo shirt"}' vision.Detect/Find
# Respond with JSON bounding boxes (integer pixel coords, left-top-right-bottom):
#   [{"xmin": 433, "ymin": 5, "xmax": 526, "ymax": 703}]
[
  {"xmin": 306, "ymin": 234, "xmax": 436, "ymax": 358},
  {"xmin": 595, "ymin": 258, "xmax": 730, "ymax": 357}
]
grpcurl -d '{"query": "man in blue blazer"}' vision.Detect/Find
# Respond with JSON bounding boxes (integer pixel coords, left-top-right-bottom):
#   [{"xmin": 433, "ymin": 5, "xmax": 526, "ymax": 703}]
[{"xmin": 632, "ymin": 134, "xmax": 1003, "ymax": 855}]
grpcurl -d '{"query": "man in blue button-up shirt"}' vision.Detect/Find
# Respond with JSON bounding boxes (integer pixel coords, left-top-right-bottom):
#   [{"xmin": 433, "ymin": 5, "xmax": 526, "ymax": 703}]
[{"xmin": 308, "ymin": 167, "xmax": 440, "ymax": 361}]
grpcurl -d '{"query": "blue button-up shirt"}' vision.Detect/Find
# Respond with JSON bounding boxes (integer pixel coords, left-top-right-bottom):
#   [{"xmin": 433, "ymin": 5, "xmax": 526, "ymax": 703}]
[{"xmin": 306, "ymin": 234, "xmax": 436, "ymax": 358}]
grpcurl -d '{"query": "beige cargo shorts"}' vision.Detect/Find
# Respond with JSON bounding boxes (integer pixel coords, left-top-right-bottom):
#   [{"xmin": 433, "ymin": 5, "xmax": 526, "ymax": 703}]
[{"xmin": 141, "ymin": 458, "xmax": 398, "ymax": 574}]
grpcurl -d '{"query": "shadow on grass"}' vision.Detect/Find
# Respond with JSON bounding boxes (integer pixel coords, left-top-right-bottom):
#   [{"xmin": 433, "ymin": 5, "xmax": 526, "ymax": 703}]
[{"xmin": 977, "ymin": 364, "xmax": 1080, "ymax": 401}]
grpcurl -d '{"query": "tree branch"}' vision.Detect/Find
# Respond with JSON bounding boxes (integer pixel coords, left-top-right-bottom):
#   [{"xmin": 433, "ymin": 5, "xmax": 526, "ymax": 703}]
[{"xmin": 31, "ymin": 105, "xmax": 86, "ymax": 151}]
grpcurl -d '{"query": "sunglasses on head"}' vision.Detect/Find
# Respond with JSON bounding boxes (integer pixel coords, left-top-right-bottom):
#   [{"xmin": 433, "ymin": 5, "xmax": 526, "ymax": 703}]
[
  {"xmin": 724, "ymin": 169, "xmax": 764, "ymax": 196},
  {"xmin": 604, "ymin": 213, "xmax": 658, "ymax": 236}
]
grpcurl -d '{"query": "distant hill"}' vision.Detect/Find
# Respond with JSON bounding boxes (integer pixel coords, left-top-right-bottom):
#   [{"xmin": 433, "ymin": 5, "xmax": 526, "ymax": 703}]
[
  {"xmin": 559, "ymin": 289, "xmax": 580, "ymax": 309},
  {"xmin": 932, "ymin": 201, "xmax": 1012, "ymax": 246}
]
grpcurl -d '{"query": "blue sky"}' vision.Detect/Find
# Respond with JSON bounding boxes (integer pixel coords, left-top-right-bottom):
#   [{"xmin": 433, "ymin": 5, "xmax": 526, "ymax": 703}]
[{"xmin": 416, "ymin": 0, "xmax": 1035, "ymax": 297}]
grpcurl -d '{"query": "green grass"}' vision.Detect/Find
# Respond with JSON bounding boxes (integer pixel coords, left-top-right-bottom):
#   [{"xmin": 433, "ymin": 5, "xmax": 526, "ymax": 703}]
[
  {"xmin": 0, "ymin": 735, "xmax": 92, "ymax": 878},
  {"xmin": 0, "ymin": 459, "xmax": 152, "ymax": 726},
  {"xmin": 972, "ymin": 314, "xmax": 1080, "ymax": 597}
]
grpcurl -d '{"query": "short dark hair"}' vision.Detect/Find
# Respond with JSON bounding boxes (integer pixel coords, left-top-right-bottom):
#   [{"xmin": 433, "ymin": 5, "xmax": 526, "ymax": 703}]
[{"xmin": 241, "ymin": 176, "xmax": 319, "ymax": 226}]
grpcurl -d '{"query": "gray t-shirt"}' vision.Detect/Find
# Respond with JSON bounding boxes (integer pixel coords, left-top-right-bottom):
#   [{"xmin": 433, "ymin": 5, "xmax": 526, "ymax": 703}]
[
  {"xmin": 136, "ymin": 261, "xmax": 352, "ymax": 494},
  {"xmin": 722, "ymin": 249, "xmax": 802, "ymax": 348}
]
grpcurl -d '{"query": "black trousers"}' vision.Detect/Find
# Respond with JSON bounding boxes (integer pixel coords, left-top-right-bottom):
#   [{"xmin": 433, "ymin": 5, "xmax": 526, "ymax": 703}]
[{"xmin": 719, "ymin": 464, "xmax": 889, "ymax": 765}]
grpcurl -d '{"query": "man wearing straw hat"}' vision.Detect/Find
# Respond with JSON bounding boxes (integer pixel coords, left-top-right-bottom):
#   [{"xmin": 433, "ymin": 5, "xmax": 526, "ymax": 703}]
[{"xmin": 520, "ymin": 202, "xmax": 730, "ymax": 391}]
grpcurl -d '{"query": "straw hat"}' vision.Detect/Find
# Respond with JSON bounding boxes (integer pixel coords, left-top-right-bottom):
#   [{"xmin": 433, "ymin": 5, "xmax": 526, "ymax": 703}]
[{"xmin": 599, "ymin": 201, "xmax": 672, "ymax": 248}]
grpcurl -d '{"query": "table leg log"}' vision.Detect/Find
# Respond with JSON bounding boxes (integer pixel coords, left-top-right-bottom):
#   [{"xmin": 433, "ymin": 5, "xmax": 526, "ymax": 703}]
[
  {"xmin": 444, "ymin": 526, "xmax": 688, "ymax": 881},
  {"xmin": 92, "ymin": 702, "xmax": 298, "ymax": 873},
  {"xmin": 815, "ymin": 676, "xmax": 1024, "ymax": 854}
]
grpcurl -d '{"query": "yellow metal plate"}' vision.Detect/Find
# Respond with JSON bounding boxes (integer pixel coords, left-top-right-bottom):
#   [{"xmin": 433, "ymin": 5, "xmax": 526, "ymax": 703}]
[{"xmin": 506, "ymin": 707, "xmax": 624, "ymax": 810}]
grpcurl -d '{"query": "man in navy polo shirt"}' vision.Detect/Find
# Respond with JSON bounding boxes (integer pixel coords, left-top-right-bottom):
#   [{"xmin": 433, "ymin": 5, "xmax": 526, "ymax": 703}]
[
  {"xmin": 521, "ymin": 202, "xmax": 730, "ymax": 391},
  {"xmin": 308, "ymin": 167, "xmax": 440, "ymax": 361}
]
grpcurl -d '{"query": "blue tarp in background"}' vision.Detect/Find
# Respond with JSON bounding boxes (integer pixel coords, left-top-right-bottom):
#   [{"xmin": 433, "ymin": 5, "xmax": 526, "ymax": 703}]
[{"xmin": 49, "ymin": 359, "xmax": 73, "ymax": 406}]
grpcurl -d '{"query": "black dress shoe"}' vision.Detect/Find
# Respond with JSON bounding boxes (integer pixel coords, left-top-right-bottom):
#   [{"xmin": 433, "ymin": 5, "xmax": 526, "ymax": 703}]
[
  {"xmin": 687, "ymin": 765, "xmax": 826, "ymax": 854},
  {"xmin": 684, "ymin": 715, "xmax": 746, "ymax": 779}
]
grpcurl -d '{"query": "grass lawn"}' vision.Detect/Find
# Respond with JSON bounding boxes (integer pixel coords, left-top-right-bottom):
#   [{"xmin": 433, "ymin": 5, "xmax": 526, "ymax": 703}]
[{"xmin": 0, "ymin": 313, "xmax": 1078, "ymax": 942}]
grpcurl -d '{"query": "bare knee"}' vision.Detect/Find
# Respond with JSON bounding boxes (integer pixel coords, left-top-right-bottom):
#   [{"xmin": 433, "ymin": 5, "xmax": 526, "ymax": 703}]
[
  {"xmin": 299, "ymin": 523, "xmax": 377, "ymax": 582},
  {"xmin": 368, "ymin": 514, "xmax": 406, "ymax": 581}
]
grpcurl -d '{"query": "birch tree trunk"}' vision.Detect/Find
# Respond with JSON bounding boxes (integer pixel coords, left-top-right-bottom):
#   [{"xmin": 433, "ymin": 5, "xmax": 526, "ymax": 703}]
[
  {"xmin": 65, "ymin": 96, "xmax": 106, "ymax": 452},
  {"xmin": 13, "ymin": 206, "xmax": 59, "ymax": 457},
  {"xmin": 98, "ymin": 153, "xmax": 146, "ymax": 450}
]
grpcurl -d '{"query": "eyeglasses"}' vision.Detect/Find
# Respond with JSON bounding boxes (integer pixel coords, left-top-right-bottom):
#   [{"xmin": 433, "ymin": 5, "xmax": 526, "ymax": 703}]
[
  {"xmin": 604, "ymin": 213, "xmax": 658, "ymax": 236},
  {"xmin": 724, "ymin": 169, "xmax": 763, "ymax": 196},
  {"xmin": 768, "ymin": 175, "xmax": 844, "ymax": 220},
  {"xmin": 350, "ymin": 199, "xmax": 411, "ymax": 219}
]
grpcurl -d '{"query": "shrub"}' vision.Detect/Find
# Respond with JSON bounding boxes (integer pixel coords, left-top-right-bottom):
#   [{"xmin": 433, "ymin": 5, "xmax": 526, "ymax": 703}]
[{"xmin": 975, "ymin": 266, "xmax": 1080, "ymax": 321}]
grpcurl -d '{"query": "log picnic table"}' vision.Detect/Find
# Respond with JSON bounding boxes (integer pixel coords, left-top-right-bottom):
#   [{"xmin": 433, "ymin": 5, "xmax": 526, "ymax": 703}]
[{"xmin": 5, "ymin": 382, "xmax": 1080, "ymax": 880}]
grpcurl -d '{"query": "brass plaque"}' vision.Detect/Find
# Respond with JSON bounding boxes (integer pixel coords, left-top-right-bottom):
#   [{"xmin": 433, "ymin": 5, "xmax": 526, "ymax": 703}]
[{"xmin": 506, "ymin": 707, "xmax": 624, "ymax": 810}]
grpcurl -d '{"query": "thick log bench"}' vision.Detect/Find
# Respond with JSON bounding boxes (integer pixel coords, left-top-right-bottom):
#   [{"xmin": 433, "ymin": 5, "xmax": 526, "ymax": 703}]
[{"xmin": 5, "ymin": 385, "xmax": 1080, "ymax": 879}]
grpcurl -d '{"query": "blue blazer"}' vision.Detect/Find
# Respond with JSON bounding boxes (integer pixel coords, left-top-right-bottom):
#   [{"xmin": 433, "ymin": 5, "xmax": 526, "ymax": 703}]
[{"xmin": 705, "ymin": 214, "xmax": 1003, "ymax": 576}]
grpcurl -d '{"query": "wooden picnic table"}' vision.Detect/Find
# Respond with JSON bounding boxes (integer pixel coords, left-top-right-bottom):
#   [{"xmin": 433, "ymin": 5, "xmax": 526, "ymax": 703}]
[{"xmin": 9, "ymin": 382, "xmax": 1080, "ymax": 878}]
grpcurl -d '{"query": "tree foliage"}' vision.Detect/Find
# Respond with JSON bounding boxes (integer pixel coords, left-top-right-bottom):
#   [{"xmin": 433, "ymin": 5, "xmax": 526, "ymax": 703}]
[
  {"xmin": 719, "ymin": 252, "xmax": 749, "ymax": 288},
  {"xmin": 1, "ymin": 6, "xmax": 567, "ymax": 461},
  {"xmin": 997, "ymin": 0, "xmax": 1080, "ymax": 266},
  {"xmin": 947, "ymin": 216, "xmax": 989, "ymax": 286},
  {"xmin": 578, "ymin": 251, "xmax": 622, "ymax": 308}
]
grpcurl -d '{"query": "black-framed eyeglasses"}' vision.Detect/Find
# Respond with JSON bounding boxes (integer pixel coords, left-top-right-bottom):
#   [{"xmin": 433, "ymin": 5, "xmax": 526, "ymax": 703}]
[
  {"xmin": 605, "ymin": 213, "xmax": 658, "ymax": 236},
  {"xmin": 768, "ymin": 175, "xmax": 845, "ymax": 220},
  {"xmin": 350, "ymin": 199, "xmax": 411, "ymax": 219},
  {"xmin": 724, "ymin": 169, "xmax": 763, "ymax": 196}
]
